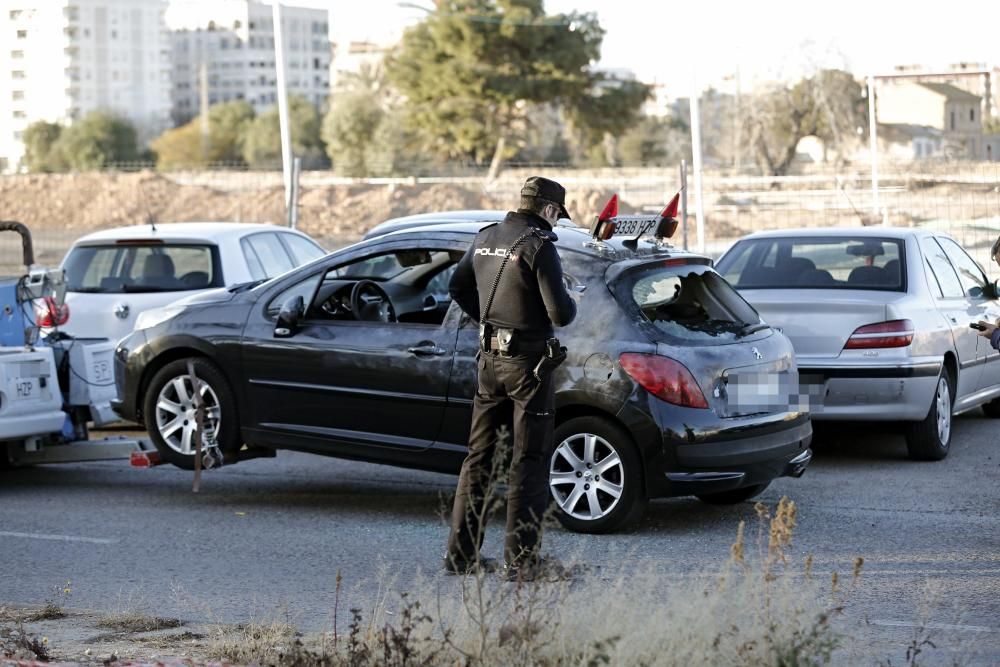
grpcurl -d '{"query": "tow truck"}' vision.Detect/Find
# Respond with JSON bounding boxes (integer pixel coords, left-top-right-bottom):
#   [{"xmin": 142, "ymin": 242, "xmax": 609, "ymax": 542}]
[{"xmin": 0, "ymin": 221, "xmax": 148, "ymax": 467}]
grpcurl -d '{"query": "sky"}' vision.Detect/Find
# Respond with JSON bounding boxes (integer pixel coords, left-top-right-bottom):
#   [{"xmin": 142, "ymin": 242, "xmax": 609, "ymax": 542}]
[{"xmin": 172, "ymin": 0, "xmax": 1000, "ymax": 94}]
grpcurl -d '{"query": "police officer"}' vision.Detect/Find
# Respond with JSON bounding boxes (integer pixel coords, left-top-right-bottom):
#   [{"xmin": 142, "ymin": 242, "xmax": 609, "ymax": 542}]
[{"xmin": 444, "ymin": 176, "xmax": 578, "ymax": 580}]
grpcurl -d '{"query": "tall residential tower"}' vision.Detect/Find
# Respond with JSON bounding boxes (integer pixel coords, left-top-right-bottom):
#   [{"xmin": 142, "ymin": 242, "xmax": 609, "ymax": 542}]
[{"xmin": 0, "ymin": 0, "xmax": 171, "ymax": 172}]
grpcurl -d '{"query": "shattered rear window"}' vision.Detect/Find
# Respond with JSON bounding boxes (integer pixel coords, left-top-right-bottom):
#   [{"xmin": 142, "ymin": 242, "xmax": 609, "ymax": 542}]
[{"xmin": 620, "ymin": 264, "xmax": 763, "ymax": 344}]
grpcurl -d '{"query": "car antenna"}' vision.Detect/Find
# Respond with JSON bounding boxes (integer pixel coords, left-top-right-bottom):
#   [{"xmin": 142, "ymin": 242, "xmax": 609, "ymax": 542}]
[{"xmin": 137, "ymin": 178, "xmax": 157, "ymax": 232}]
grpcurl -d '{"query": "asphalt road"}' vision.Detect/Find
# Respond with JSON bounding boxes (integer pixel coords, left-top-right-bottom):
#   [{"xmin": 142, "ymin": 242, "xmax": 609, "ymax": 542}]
[{"xmin": 2, "ymin": 415, "xmax": 999, "ymax": 664}]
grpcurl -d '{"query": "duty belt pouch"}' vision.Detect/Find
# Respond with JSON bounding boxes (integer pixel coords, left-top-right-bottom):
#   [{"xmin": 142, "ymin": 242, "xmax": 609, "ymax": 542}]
[
  {"xmin": 533, "ymin": 337, "xmax": 567, "ymax": 381},
  {"xmin": 495, "ymin": 327, "xmax": 515, "ymax": 355}
]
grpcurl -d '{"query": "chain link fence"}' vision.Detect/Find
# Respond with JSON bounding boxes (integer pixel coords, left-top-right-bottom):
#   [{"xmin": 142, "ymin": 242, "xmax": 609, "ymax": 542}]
[{"xmin": 1, "ymin": 160, "xmax": 999, "ymax": 277}]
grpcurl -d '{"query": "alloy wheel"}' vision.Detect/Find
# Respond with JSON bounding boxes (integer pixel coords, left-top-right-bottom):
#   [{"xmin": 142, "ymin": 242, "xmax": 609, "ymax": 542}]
[
  {"xmin": 549, "ymin": 432, "xmax": 625, "ymax": 521},
  {"xmin": 154, "ymin": 375, "xmax": 222, "ymax": 455}
]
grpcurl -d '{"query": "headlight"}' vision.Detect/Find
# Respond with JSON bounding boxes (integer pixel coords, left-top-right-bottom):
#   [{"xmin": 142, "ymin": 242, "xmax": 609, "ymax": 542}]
[{"xmin": 134, "ymin": 305, "xmax": 185, "ymax": 331}]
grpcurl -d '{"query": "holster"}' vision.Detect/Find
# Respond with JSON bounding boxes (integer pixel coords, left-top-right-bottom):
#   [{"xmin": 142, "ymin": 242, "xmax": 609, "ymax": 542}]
[
  {"xmin": 533, "ymin": 337, "xmax": 567, "ymax": 381},
  {"xmin": 479, "ymin": 322, "xmax": 492, "ymax": 352}
]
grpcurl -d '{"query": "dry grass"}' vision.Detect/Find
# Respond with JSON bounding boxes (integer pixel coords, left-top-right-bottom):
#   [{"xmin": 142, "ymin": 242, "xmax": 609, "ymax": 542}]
[
  {"xmin": 94, "ymin": 590, "xmax": 183, "ymax": 634},
  {"xmin": 170, "ymin": 496, "xmax": 854, "ymax": 667},
  {"xmin": 206, "ymin": 618, "xmax": 299, "ymax": 665},
  {"xmin": 95, "ymin": 611, "xmax": 183, "ymax": 634},
  {"xmin": 0, "ymin": 602, "xmax": 66, "ymax": 623}
]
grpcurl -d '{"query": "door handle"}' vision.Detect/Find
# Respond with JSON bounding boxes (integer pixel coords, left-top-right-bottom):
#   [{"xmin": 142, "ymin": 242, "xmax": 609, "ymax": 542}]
[{"xmin": 408, "ymin": 344, "xmax": 447, "ymax": 356}]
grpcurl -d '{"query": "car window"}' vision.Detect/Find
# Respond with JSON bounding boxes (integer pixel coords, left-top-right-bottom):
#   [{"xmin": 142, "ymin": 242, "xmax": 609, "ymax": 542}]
[
  {"xmin": 280, "ymin": 233, "xmax": 326, "ymax": 264},
  {"xmin": 243, "ymin": 233, "xmax": 295, "ymax": 279},
  {"xmin": 64, "ymin": 243, "xmax": 221, "ymax": 293},
  {"xmin": 921, "ymin": 237, "xmax": 964, "ymax": 299},
  {"xmin": 331, "ymin": 252, "xmax": 410, "ymax": 280},
  {"xmin": 937, "ymin": 237, "xmax": 987, "ymax": 297},
  {"xmin": 715, "ymin": 237, "xmax": 904, "ymax": 291},
  {"xmin": 241, "ymin": 239, "xmax": 267, "ymax": 282},
  {"xmin": 426, "ymin": 263, "xmax": 457, "ymax": 297},
  {"xmin": 309, "ymin": 247, "xmax": 462, "ymax": 326},
  {"xmin": 266, "ymin": 272, "xmax": 323, "ymax": 317},
  {"xmin": 619, "ymin": 263, "xmax": 761, "ymax": 345}
]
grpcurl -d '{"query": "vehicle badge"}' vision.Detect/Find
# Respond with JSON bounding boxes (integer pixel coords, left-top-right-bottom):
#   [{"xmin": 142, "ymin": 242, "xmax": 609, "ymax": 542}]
[
  {"xmin": 752, "ymin": 347, "xmax": 763, "ymax": 361},
  {"xmin": 114, "ymin": 303, "xmax": 130, "ymax": 320}
]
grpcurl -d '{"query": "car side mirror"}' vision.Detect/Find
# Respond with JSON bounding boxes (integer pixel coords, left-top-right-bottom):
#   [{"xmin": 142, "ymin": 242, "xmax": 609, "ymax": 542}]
[
  {"xmin": 983, "ymin": 279, "xmax": 999, "ymax": 300},
  {"xmin": 275, "ymin": 295, "xmax": 304, "ymax": 338}
]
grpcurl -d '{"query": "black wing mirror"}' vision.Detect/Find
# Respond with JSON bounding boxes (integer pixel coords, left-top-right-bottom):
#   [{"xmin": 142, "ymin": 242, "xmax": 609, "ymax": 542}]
[{"xmin": 275, "ymin": 295, "xmax": 304, "ymax": 338}]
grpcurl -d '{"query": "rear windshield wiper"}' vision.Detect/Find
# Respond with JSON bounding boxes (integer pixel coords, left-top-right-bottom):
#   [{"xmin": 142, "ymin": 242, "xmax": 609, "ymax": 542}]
[{"xmin": 737, "ymin": 322, "xmax": 771, "ymax": 338}]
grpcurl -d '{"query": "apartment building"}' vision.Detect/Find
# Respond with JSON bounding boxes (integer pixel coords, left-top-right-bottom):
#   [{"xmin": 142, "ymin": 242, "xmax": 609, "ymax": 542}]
[
  {"xmin": 877, "ymin": 81, "xmax": 985, "ymax": 160},
  {"xmin": 876, "ymin": 62, "xmax": 998, "ymax": 122},
  {"xmin": 166, "ymin": 0, "xmax": 330, "ymax": 125},
  {"xmin": 0, "ymin": 0, "xmax": 172, "ymax": 172}
]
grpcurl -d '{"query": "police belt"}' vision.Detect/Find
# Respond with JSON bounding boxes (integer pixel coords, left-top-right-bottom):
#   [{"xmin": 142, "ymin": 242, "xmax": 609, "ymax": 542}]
[{"xmin": 485, "ymin": 336, "xmax": 547, "ymax": 355}]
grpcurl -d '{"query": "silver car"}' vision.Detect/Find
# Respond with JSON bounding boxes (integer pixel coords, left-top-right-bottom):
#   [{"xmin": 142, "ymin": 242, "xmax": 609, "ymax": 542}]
[{"xmin": 715, "ymin": 227, "xmax": 1000, "ymax": 461}]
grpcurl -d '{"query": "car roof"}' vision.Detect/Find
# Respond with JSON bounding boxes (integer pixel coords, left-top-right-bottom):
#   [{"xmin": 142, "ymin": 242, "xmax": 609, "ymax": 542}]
[
  {"xmin": 72, "ymin": 222, "xmax": 294, "ymax": 245},
  {"xmin": 734, "ymin": 226, "xmax": 936, "ymax": 241},
  {"xmin": 364, "ymin": 209, "xmax": 578, "ymax": 239},
  {"xmin": 377, "ymin": 220, "xmax": 711, "ymax": 264},
  {"xmin": 381, "ymin": 210, "xmax": 506, "ymax": 225}
]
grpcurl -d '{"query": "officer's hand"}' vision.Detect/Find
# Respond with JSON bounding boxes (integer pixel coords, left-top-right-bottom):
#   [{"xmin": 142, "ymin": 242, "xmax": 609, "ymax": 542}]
[{"xmin": 977, "ymin": 322, "xmax": 998, "ymax": 339}]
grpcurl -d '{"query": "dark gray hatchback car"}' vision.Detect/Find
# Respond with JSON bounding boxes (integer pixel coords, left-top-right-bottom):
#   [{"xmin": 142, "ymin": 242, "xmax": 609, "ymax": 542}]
[{"xmin": 114, "ymin": 216, "xmax": 812, "ymax": 533}]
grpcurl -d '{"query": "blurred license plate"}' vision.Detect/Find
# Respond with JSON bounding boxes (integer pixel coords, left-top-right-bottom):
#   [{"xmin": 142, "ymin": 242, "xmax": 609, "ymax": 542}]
[
  {"xmin": 13, "ymin": 378, "xmax": 37, "ymax": 400},
  {"xmin": 724, "ymin": 371, "xmax": 799, "ymax": 414},
  {"xmin": 92, "ymin": 359, "xmax": 112, "ymax": 384}
]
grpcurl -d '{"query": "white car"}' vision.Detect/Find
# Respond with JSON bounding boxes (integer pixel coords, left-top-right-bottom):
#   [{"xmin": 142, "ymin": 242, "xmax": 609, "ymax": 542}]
[
  {"xmin": 715, "ymin": 227, "xmax": 1000, "ymax": 460},
  {"xmin": 59, "ymin": 222, "xmax": 326, "ymax": 342}
]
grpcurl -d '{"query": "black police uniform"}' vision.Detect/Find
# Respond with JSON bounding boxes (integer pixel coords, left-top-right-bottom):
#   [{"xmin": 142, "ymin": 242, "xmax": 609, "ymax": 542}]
[{"xmin": 445, "ymin": 208, "xmax": 577, "ymax": 567}]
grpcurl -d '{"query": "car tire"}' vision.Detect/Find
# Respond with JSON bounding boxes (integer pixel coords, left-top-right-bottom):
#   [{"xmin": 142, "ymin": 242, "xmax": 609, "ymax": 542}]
[
  {"xmin": 981, "ymin": 398, "xmax": 1000, "ymax": 418},
  {"xmin": 904, "ymin": 372, "xmax": 952, "ymax": 461},
  {"xmin": 696, "ymin": 482, "xmax": 770, "ymax": 505},
  {"xmin": 143, "ymin": 357, "xmax": 240, "ymax": 470},
  {"xmin": 549, "ymin": 416, "xmax": 646, "ymax": 534}
]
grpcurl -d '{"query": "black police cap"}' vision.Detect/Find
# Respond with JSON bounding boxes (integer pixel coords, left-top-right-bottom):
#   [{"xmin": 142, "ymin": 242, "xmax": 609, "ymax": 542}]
[{"xmin": 521, "ymin": 176, "xmax": 571, "ymax": 220}]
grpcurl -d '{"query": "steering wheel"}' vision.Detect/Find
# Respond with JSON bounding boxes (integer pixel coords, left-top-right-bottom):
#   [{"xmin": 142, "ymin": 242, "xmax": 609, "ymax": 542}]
[{"xmin": 350, "ymin": 279, "xmax": 396, "ymax": 323}]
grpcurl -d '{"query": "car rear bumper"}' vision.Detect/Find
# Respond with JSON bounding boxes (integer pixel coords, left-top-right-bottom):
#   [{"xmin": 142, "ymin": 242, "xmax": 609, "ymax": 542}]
[
  {"xmin": 800, "ymin": 360, "xmax": 940, "ymax": 421},
  {"xmin": 618, "ymin": 396, "xmax": 813, "ymax": 498},
  {"xmin": 663, "ymin": 448, "xmax": 812, "ymax": 495}
]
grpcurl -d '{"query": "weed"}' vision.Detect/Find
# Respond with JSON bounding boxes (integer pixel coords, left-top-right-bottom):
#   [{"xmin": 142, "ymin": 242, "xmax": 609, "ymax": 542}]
[{"xmin": 0, "ymin": 623, "xmax": 50, "ymax": 661}]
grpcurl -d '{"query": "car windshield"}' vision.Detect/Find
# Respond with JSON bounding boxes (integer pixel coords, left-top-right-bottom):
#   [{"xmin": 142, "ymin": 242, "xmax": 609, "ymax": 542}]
[
  {"xmin": 64, "ymin": 243, "xmax": 223, "ymax": 294},
  {"xmin": 717, "ymin": 236, "xmax": 905, "ymax": 291},
  {"xmin": 616, "ymin": 263, "xmax": 763, "ymax": 344}
]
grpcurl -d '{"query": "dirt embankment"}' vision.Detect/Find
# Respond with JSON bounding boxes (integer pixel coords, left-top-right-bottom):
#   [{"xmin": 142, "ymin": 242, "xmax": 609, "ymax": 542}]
[{"xmin": 0, "ymin": 172, "xmax": 627, "ymax": 251}]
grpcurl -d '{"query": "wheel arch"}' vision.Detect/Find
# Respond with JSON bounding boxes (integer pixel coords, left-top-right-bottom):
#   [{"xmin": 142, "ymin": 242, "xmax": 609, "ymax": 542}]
[{"xmin": 942, "ymin": 351, "xmax": 958, "ymax": 406}]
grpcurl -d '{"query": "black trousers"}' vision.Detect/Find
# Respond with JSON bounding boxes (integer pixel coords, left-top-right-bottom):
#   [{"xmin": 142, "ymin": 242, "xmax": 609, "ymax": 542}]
[{"xmin": 446, "ymin": 350, "xmax": 556, "ymax": 566}]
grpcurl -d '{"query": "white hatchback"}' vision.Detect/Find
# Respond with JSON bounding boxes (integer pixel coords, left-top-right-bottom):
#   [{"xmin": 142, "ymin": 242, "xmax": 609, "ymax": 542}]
[{"xmin": 59, "ymin": 222, "xmax": 326, "ymax": 343}]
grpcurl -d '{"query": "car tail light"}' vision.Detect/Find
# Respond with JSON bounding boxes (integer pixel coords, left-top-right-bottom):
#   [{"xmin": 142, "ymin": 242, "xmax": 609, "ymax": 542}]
[
  {"xmin": 844, "ymin": 319, "xmax": 913, "ymax": 349},
  {"xmin": 619, "ymin": 352, "xmax": 709, "ymax": 409},
  {"xmin": 34, "ymin": 297, "xmax": 70, "ymax": 327}
]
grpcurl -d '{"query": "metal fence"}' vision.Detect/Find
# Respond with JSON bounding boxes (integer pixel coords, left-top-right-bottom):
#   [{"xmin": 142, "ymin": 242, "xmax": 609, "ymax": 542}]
[{"xmin": 1, "ymin": 160, "xmax": 999, "ymax": 278}]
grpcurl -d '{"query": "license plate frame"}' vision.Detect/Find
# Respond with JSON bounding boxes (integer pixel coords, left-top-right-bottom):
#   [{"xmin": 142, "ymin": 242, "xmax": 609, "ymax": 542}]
[{"xmin": 611, "ymin": 219, "xmax": 656, "ymax": 237}]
